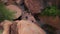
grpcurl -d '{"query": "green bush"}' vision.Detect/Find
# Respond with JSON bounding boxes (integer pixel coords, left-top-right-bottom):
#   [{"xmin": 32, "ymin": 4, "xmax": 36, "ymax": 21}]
[
  {"xmin": 41, "ymin": 5, "xmax": 60, "ymax": 16},
  {"xmin": 0, "ymin": 2, "xmax": 15, "ymax": 22}
]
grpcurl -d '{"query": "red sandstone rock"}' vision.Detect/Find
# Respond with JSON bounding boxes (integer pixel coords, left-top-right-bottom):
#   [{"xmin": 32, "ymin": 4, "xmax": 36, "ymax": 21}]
[
  {"xmin": 24, "ymin": 0, "xmax": 44, "ymax": 14},
  {"xmin": 38, "ymin": 16, "xmax": 60, "ymax": 29}
]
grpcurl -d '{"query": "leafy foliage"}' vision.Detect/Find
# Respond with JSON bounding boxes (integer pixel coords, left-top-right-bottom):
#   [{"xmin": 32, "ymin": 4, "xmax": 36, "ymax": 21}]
[
  {"xmin": 41, "ymin": 5, "xmax": 60, "ymax": 16},
  {"xmin": 0, "ymin": 2, "xmax": 15, "ymax": 22}
]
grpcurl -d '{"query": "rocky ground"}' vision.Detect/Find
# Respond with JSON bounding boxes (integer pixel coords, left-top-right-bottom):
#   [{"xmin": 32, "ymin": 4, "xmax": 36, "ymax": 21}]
[{"xmin": 0, "ymin": 0, "xmax": 60, "ymax": 34}]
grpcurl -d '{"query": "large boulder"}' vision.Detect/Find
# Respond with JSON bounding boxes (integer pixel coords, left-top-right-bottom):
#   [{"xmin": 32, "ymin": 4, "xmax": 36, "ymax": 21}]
[
  {"xmin": 6, "ymin": 5, "xmax": 22, "ymax": 19},
  {"xmin": 17, "ymin": 20, "xmax": 46, "ymax": 34},
  {"xmin": 24, "ymin": 0, "xmax": 44, "ymax": 14}
]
